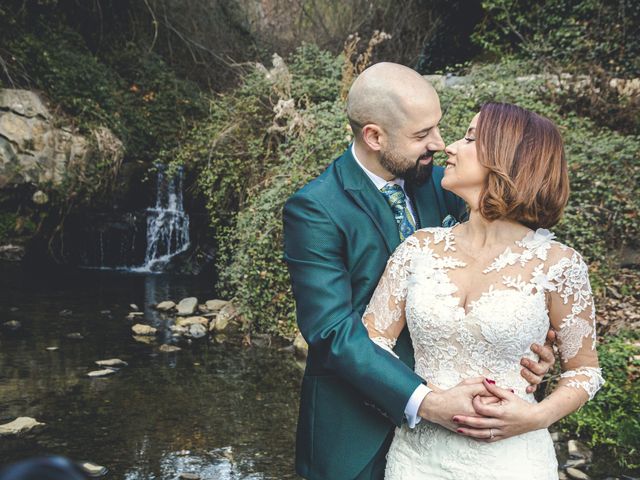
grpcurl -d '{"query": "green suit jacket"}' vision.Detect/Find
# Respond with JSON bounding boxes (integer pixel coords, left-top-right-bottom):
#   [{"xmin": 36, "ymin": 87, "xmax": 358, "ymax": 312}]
[{"xmin": 283, "ymin": 148, "xmax": 467, "ymax": 480}]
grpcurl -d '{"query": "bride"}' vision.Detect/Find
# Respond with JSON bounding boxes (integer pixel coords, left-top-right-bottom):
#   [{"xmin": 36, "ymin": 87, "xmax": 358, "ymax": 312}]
[{"xmin": 362, "ymin": 102, "xmax": 604, "ymax": 479}]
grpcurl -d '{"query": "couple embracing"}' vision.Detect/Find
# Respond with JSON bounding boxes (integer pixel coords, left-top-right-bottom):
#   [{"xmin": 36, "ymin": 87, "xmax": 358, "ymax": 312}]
[{"xmin": 283, "ymin": 63, "xmax": 604, "ymax": 480}]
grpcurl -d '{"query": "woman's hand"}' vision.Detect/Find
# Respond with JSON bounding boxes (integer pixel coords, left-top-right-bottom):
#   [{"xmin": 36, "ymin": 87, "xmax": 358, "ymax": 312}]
[
  {"xmin": 420, "ymin": 377, "xmax": 499, "ymax": 433},
  {"xmin": 451, "ymin": 379, "xmax": 549, "ymax": 443}
]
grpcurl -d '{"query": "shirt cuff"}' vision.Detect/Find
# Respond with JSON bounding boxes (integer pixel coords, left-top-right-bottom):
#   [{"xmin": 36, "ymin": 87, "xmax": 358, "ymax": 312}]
[{"xmin": 404, "ymin": 383, "xmax": 431, "ymax": 428}]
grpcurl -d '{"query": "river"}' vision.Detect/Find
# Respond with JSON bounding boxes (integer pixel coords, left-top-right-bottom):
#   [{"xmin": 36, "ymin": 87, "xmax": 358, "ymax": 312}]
[{"xmin": 0, "ymin": 263, "xmax": 301, "ymax": 479}]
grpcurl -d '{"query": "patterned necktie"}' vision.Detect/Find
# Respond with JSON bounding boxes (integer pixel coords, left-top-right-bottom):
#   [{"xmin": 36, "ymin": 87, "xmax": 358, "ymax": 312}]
[{"xmin": 380, "ymin": 183, "xmax": 416, "ymax": 241}]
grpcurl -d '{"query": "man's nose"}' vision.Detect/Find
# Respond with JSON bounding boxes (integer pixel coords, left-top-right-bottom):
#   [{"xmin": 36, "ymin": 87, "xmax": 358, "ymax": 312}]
[{"xmin": 428, "ymin": 128, "xmax": 445, "ymax": 151}]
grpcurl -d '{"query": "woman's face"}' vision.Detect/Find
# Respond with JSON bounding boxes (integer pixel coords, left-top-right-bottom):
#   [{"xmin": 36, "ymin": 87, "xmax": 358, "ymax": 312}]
[{"xmin": 441, "ymin": 113, "xmax": 488, "ymax": 203}]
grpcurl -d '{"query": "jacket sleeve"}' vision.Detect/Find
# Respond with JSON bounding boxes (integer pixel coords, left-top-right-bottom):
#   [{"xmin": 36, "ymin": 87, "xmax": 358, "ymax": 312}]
[{"xmin": 283, "ymin": 191, "xmax": 423, "ymax": 427}]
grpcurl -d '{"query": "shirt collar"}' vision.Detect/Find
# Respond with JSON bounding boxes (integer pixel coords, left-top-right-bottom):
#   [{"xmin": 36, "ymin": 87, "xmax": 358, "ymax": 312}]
[{"xmin": 351, "ymin": 144, "xmax": 406, "ymax": 191}]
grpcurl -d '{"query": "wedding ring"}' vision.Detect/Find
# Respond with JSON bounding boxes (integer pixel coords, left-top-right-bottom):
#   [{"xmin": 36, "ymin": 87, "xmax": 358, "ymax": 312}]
[{"xmin": 489, "ymin": 428, "xmax": 494, "ymax": 439}]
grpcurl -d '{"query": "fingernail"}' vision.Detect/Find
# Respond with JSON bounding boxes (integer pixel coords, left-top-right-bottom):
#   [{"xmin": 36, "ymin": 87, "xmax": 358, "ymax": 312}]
[
  {"xmin": 453, "ymin": 417, "xmax": 460, "ymax": 423},
  {"xmin": 486, "ymin": 378, "xmax": 496, "ymax": 384},
  {"xmin": 457, "ymin": 429, "xmax": 464, "ymax": 434},
  {"xmin": 509, "ymin": 389, "xmax": 515, "ymax": 393}
]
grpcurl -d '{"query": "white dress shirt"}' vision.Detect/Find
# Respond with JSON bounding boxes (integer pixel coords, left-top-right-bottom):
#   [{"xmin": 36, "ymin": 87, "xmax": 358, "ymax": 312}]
[{"xmin": 351, "ymin": 144, "xmax": 430, "ymax": 428}]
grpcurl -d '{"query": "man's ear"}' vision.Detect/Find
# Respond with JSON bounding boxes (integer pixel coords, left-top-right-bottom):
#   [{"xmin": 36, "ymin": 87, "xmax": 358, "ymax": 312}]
[{"xmin": 361, "ymin": 124, "xmax": 384, "ymax": 152}]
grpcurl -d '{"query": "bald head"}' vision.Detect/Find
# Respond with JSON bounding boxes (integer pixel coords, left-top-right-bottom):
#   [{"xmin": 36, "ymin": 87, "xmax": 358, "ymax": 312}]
[{"xmin": 346, "ymin": 62, "xmax": 440, "ymax": 139}]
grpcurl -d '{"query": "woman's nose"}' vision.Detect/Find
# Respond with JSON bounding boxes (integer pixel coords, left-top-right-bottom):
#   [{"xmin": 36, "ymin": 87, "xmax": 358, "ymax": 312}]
[{"xmin": 445, "ymin": 142, "xmax": 456, "ymax": 156}]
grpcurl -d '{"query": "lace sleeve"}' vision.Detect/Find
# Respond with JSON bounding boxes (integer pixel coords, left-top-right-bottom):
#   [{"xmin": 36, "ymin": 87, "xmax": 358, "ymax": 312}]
[
  {"xmin": 547, "ymin": 248, "xmax": 604, "ymax": 400},
  {"xmin": 362, "ymin": 237, "xmax": 418, "ymax": 358}
]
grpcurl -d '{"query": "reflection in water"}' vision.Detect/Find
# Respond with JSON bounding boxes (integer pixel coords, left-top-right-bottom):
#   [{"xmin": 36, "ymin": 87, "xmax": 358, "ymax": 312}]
[{"xmin": 0, "ymin": 264, "xmax": 301, "ymax": 479}]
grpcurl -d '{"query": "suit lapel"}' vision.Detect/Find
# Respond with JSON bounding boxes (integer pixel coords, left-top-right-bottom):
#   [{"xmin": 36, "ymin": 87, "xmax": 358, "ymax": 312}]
[{"xmin": 337, "ymin": 149, "xmax": 400, "ymax": 254}]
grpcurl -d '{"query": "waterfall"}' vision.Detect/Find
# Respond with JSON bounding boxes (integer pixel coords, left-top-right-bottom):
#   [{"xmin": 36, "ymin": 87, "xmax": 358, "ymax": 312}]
[{"xmin": 136, "ymin": 167, "xmax": 190, "ymax": 272}]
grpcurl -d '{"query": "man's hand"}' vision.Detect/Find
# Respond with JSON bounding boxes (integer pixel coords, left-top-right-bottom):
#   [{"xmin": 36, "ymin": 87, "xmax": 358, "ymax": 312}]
[
  {"xmin": 418, "ymin": 377, "xmax": 493, "ymax": 433},
  {"xmin": 521, "ymin": 329, "xmax": 556, "ymax": 394}
]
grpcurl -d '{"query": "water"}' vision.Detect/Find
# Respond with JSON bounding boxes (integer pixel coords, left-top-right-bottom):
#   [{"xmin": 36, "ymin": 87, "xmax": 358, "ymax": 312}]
[
  {"xmin": 0, "ymin": 264, "xmax": 301, "ymax": 479},
  {"xmin": 138, "ymin": 167, "xmax": 190, "ymax": 272}
]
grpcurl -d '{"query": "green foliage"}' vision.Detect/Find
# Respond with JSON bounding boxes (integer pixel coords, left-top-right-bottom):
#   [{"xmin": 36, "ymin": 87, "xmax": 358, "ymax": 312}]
[
  {"xmin": 217, "ymin": 100, "xmax": 349, "ymax": 338},
  {"xmin": 171, "ymin": 44, "xmax": 346, "ymax": 337},
  {"xmin": 472, "ymin": 1, "xmax": 640, "ymax": 134},
  {"xmin": 0, "ymin": 212, "xmax": 37, "ymax": 243},
  {"xmin": 0, "ymin": 213, "xmax": 18, "ymax": 242},
  {"xmin": 0, "ymin": 8, "xmax": 207, "ymax": 166},
  {"xmin": 560, "ymin": 331, "xmax": 640, "ymax": 469},
  {"xmin": 473, "ymin": 0, "xmax": 640, "ymax": 76}
]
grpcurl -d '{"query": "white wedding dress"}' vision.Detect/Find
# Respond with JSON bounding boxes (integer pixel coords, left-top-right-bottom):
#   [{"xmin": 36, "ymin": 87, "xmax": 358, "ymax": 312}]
[{"xmin": 362, "ymin": 226, "xmax": 604, "ymax": 480}]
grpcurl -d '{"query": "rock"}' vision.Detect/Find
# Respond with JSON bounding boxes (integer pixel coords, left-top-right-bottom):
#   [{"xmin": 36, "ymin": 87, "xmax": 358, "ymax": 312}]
[
  {"xmin": 566, "ymin": 467, "xmax": 591, "ymax": 480},
  {"xmin": 129, "ymin": 303, "xmax": 139, "ymax": 311},
  {"xmin": 59, "ymin": 309, "xmax": 73, "ymax": 316},
  {"xmin": 251, "ymin": 333, "xmax": 271, "ymax": 348},
  {"xmin": 205, "ymin": 299, "xmax": 229, "ymax": 312},
  {"xmin": 565, "ymin": 458, "xmax": 587, "ymax": 468},
  {"xmin": 87, "ymin": 369, "xmax": 117, "ymax": 377},
  {"xmin": 170, "ymin": 325, "xmax": 188, "ymax": 335},
  {"xmin": 32, "ymin": 190, "xmax": 49, "ymax": 205},
  {"xmin": 132, "ymin": 324, "xmax": 156, "ymax": 336},
  {"xmin": 558, "ymin": 472, "xmax": 569, "ymax": 480},
  {"xmin": 126, "ymin": 312, "xmax": 144, "ymax": 320},
  {"xmin": 213, "ymin": 334, "xmax": 227, "ymax": 344},
  {"xmin": 2, "ymin": 320, "xmax": 21, "ymax": 331},
  {"xmin": 100, "ymin": 309, "xmax": 111, "ymax": 315},
  {"xmin": 66, "ymin": 332, "xmax": 84, "ymax": 340},
  {"xmin": 0, "ymin": 244, "xmax": 25, "ymax": 261},
  {"xmin": 211, "ymin": 315, "xmax": 229, "ymax": 332},
  {"xmin": 0, "ymin": 89, "xmax": 124, "ymax": 189},
  {"xmin": 179, "ymin": 474, "xmax": 200, "ymax": 480},
  {"xmin": 159, "ymin": 344, "xmax": 181, "ymax": 353},
  {"xmin": 78, "ymin": 462, "xmax": 108, "ymax": 477},
  {"xmin": 209, "ymin": 302, "xmax": 239, "ymax": 333},
  {"xmin": 176, "ymin": 316, "xmax": 209, "ymax": 328},
  {"xmin": 550, "ymin": 432, "xmax": 561, "ymax": 442},
  {"xmin": 45, "ymin": 346, "xmax": 59, "ymax": 351},
  {"xmin": 176, "ymin": 297, "xmax": 198, "ymax": 316},
  {"xmin": 155, "ymin": 300, "xmax": 176, "ymax": 311},
  {"xmin": 95, "ymin": 359, "xmax": 128, "ymax": 367},
  {"xmin": 187, "ymin": 323, "xmax": 207, "ymax": 339},
  {"xmin": 132, "ymin": 335, "xmax": 156, "ymax": 344},
  {"xmin": 568, "ymin": 440, "xmax": 592, "ymax": 461},
  {"xmin": 0, "ymin": 417, "xmax": 45, "ymax": 436},
  {"xmin": 293, "ymin": 332, "xmax": 308, "ymax": 359}
]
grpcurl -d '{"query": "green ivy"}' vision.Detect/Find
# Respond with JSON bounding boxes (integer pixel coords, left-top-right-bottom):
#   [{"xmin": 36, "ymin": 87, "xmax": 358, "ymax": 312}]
[{"xmin": 560, "ymin": 331, "xmax": 640, "ymax": 470}]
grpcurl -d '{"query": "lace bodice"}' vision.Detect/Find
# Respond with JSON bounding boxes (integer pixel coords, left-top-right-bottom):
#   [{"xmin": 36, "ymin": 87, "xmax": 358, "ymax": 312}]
[{"xmin": 363, "ymin": 226, "xmax": 603, "ymax": 401}]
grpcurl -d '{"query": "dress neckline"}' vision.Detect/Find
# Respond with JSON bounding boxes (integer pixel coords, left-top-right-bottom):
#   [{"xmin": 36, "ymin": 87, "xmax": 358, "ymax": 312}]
[{"xmin": 415, "ymin": 225, "xmax": 557, "ymax": 316}]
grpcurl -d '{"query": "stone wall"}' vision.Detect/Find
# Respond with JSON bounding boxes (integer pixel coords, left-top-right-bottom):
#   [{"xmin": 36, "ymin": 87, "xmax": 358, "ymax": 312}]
[{"xmin": 0, "ymin": 89, "xmax": 123, "ymax": 189}]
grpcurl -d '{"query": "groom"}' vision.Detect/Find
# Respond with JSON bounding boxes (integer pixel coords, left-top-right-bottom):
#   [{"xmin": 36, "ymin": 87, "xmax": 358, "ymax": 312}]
[{"xmin": 283, "ymin": 63, "xmax": 555, "ymax": 480}]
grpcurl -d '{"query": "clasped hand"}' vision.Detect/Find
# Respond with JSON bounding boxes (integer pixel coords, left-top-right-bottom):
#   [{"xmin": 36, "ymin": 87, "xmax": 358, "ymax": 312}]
[
  {"xmin": 422, "ymin": 377, "xmax": 546, "ymax": 443},
  {"xmin": 420, "ymin": 337, "xmax": 555, "ymax": 442}
]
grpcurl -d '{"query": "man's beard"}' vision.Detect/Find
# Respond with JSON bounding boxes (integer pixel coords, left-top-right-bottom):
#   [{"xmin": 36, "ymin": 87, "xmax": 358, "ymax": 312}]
[{"xmin": 380, "ymin": 148, "xmax": 435, "ymax": 185}]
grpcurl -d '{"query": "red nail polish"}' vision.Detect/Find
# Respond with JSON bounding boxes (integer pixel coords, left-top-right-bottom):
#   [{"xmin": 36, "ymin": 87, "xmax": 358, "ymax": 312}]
[
  {"xmin": 509, "ymin": 389, "xmax": 515, "ymax": 393},
  {"xmin": 453, "ymin": 417, "xmax": 460, "ymax": 423},
  {"xmin": 457, "ymin": 429, "xmax": 464, "ymax": 434},
  {"xmin": 486, "ymin": 378, "xmax": 496, "ymax": 384}
]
